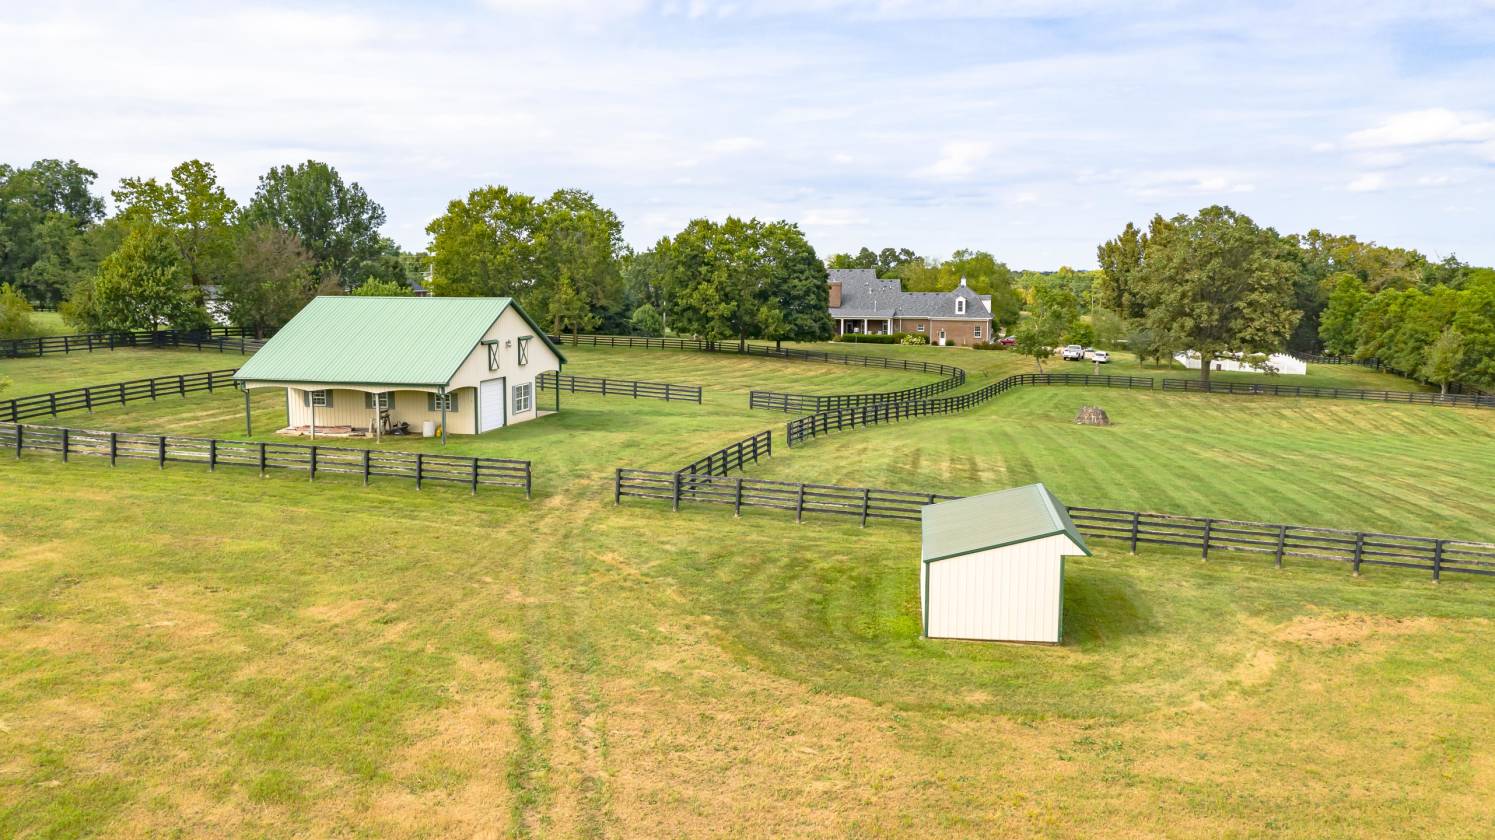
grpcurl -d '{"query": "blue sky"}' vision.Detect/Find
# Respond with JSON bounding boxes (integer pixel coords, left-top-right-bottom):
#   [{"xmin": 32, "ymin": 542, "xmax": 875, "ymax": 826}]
[{"xmin": 3, "ymin": 0, "xmax": 1493, "ymax": 268}]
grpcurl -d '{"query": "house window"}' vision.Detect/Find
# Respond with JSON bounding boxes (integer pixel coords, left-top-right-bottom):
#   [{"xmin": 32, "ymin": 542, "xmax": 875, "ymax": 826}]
[
  {"xmin": 485, "ymin": 341, "xmax": 501, "ymax": 371},
  {"xmin": 916, "ymin": 324, "xmax": 925, "ymax": 332},
  {"xmin": 364, "ymin": 392, "xmax": 394, "ymax": 410},
  {"xmin": 956, "ymin": 297, "xmax": 966, "ymax": 315},
  {"xmin": 513, "ymin": 382, "xmax": 533, "ymax": 413},
  {"xmin": 517, "ymin": 336, "xmax": 531, "ymax": 366},
  {"xmin": 307, "ymin": 389, "xmax": 331, "ymax": 408},
  {"xmin": 427, "ymin": 392, "xmax": 457, "ymax": 412},
  {"xmin": 973, "ymin": 325, "xmax": 982, "ymax": 339}
]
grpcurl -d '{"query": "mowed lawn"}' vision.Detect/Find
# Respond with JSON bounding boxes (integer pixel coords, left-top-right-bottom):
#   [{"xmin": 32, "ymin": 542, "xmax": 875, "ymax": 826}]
[
  {"xmin": 0, "ymin": 348, "xmax": 251, "ymax": 397},
  {"xmin": 1, "ymin": 342, "xmax": 1494, "ymax": 837}
]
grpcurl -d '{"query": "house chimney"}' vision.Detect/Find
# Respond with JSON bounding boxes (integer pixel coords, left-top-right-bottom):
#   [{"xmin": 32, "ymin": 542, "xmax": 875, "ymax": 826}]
[{"xmin": 828, "ymin": 279, "xmax": 842, "ymax": 308}]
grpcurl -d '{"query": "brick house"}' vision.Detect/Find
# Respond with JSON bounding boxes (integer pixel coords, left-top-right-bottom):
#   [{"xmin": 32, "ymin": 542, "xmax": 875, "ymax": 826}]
[{"xmin": 826, "ymin": 268, "xmax": 994, "ymax": 346}]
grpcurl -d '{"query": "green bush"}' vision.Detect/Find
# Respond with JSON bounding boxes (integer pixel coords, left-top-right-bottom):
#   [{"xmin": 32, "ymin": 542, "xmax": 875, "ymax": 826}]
[
  {"xmin": 899, "ymin": 333, "xmax": 929, "ymax": 346},
  {"xmin": 971, "ymin": 341, "xmax": 1009, "ymax": 351},
  {"xmin": 834, "ymin": 333, "xmax": 901, "ymax": 344}
]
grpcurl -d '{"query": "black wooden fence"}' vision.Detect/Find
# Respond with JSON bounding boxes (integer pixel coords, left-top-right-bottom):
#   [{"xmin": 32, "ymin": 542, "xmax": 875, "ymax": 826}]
[
  {"xmin": 546, "ymin": 333, "xmax": 965, "ymax": 378},
  {"xmin": 2, "ymin": 422, "xmax": 532, "ymax": 496},
  {"xmin": 536, "ymin": 371, "xmax": 702, "ymax": 403},
  {"xmin": 786, "ymin": 373, "xmax": 1155, "ymax": 446},
  {"xmin": 3, "ymin": 327, "xmax": 260, "ymax": 358},
  {"xmin": 613, "ymin": 469, "xmax": 1495, "ymax": 580},
  {"xmin": 750, "ymin": 368, "xmax": 967, "ymax": 413},
  {"xmin": 1159, "ymin": 378, "xmax": 1494, "ymax": 407},
  {"xmin": 677, "ymin": 430, "xmax": 772, "ymax": 477},
  {"xmin": 1292, "ymin": 352, "xmax": 1380, "ymax": 368},
  {"xmin": 1, "ymin": 370, "xmax": 239, "ymax": 423}
]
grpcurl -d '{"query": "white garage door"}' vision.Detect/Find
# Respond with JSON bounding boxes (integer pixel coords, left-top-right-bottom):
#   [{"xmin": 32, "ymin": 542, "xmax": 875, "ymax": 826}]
[{"xmin": 478, "ymin": 377, "xmax": 506, "ymax": 433}]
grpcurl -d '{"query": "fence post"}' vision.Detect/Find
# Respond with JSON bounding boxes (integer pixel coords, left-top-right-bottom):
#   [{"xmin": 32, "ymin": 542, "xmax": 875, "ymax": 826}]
[
  {"xmin": 1200, "ymin": 518, "xmax": 1212, "ymax": 560},
  {"xmin": 861, "ymin": 487, "xmax": 870, "ymax": 528},
  {"xmin": 672, "ymin": 471, "xmax": 682, "ymax": 511},
  {"xmin": 13, "ymin": 424, "xmax": 20, "ymax": 459},
  {"xmin": 1352, "ymin": 533, "xmax": 1364, "ymax": 576},
  {"xmin": 1275, "ymin": 525, "xmax": 1286, "ymax": 568},
  {"xmin": 208, "ymin": 439, "xmax": 217, "ymax": 472},
  {"xmin": 85, "ymin": 388, "xmax": 92, "ymax": 414},
  {"xmin": 50, "ymin": 392, "xmax": 57, "ymax": 417},
  {"xmin": 415, "ymin": 453, "xmax": 422, "ymax": 490},
  {"xmin": 734, "ymin": 477, "xmax": 743, "ymax": 517},
  {"xmin": 259, "ymin": 442, "xmax": 267, "ymax": 476},
  {"xmin": 60, "ymin": 427, "xmax": 69, "ymax": 462},
  {"xmin": 178, "ymin": 374, "xmax": 185, "ymax": 398},
  {"xmin": 157, "ymin": 435, "xmax": 166, "ymax": 469},
  {"xmin": 1432, "ymin": 539, "xmax": 1443, "ymax": 583},
  {"xmin": 310, "ymin": 446, "xmax": 318, "ymax": 481},
  {"xmin": 362, "ymin": 449, "xmax": 371, "ymax": 485},
  {"xmin": 796, "ymin": 483, "xmax": 805, "ymax": 523},
  {"xmin": 150, "ymin": 378, "xmax": 157, "ymax": 401},
  {"xmin": 470, "ymin": 458, "xmax": 479, "ymax": 495},
  {"xmin": 524, "ymin": 465, "xmax": 531, "ymax": 500},
  {"xmin": 614, "ymin": 468, "xmax": 622, "ymax": 505},
  {"xmin": 1130, "ymin": 512, "xmax": 1140, "ymax": 553},
  {"xmin": 109, "ymin": 432, "xmax": 117, "ymax": 466}
]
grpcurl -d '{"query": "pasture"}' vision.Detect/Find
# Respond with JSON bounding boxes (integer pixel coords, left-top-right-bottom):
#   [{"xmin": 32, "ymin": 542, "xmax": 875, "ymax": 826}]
[{"xmin": 1, "ymin": 339, "xmax": 1493, "ymax": 838}]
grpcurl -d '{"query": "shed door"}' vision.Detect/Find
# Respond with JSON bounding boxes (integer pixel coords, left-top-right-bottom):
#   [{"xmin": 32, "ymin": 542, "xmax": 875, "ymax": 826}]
[{"xmin": 478, "ymin": 377, "xmax": 506, "ymax": 433}]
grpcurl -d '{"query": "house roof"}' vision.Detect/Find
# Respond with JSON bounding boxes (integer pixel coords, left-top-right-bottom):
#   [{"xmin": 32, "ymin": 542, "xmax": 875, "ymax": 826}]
[
  {"xmin": 827, "ymin": 268, "xmax": 991, "ymax": 320},
  {"xmin": 921, "ymin": 483, "xmax": 1091, "ymax": 563},
  {"xmin": 233, "ymin": 296, "xmax": 566, "ymax": 387}
]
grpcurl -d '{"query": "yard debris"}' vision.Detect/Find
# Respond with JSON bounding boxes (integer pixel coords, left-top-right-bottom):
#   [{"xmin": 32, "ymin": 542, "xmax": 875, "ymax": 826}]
[
  {"xmin": 1074, "ymin": 406, "xmax": 1111, "ymax": 426},
  {"xmin": 275, "ymin": 425, "xmax": 368, "ymax": 438}
]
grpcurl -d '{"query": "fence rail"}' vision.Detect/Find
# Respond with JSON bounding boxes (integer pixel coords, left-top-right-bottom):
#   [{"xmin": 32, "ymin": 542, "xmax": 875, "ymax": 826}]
[
  {"xmin": 1, "ymin": 422, "xmax": 532, "ymax": 496},
  {"xmin": 750, "ymin": 368, "xmax": 967, "ymax": 413},
  {"xmin": 1159, "ymin": 378, "xmax": 1494, "ymax": 407},
  {"xmin": 546, "ymin": 333, "xmax": 965, "ymax": 378},
  {"xmin": 677, "ymin": 430, "xmax": 772, "ymax": 477},
  {"xmin": 3, "ymin": 328, "xmax": 263, "ymax": 359},
  {"xmin": 536, "ymin": 371, "xmax": 702, "ymax": 403},
  {"xmin": 1, "ymin": 369, "xmax": 239, "ymax": 423},
  {"xmin": 614, "ymin": 470, "xmax": 1495, "ymax": 580},
  {"xmin": 787, "ymin": 373, "xmax": 1155, "ymax": 446}
]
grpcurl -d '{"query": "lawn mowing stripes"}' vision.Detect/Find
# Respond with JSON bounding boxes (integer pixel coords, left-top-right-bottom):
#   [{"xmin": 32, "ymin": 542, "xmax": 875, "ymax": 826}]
[
  {"xmin": 613, "ymin": 469, "xmax": 1495, "ymax": 581},
  {"xmin": 0, "ymin": 369, "xmax": 239, "ymax": 423},
  {"xmin": 1, "ymin": 421, "xmax": 532, "ymax": 496},
  {"xmin": 1159, "ymin": 378, "xmax": 1495, "ymax": 407}
]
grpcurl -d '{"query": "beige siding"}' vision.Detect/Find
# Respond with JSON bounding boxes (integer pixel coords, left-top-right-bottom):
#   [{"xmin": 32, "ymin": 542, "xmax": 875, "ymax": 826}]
[
  {"xmin": 447, "ymin": 306, "xmax": 560, "ymax": 428},
  {"xmin": 286, "ymin": 386, "xmax": 480, "ymax": 435},
  {"xmin": 921, "ymin": 534, "xmax": 1082, "ymax": 643}
]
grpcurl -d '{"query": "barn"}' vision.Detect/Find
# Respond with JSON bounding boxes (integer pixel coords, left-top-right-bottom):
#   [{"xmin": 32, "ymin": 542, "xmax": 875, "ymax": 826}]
[
  {"xmin": 920, "ymin": 483, "xmax": 1091, "ymax": 644},
  {"xmin": 233, "ymin": 296, "xmax": 566, "ymax": 442}
]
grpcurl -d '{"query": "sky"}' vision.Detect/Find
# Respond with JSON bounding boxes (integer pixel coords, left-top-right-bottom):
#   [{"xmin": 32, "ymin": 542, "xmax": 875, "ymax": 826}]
[{"xmin": 2, "ymin": 0, "xmax": 1494, "ymax": 269}]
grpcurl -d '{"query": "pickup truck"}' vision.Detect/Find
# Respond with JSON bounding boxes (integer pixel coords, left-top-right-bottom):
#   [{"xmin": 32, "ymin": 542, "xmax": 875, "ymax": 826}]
[{"xmin": 1061, "ymin": 344, "xmax": 1086, "ymax": 361}]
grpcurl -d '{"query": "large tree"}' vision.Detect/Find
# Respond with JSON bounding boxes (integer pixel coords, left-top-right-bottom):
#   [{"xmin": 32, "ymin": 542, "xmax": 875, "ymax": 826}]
[
  {"xmin": 244, "ymin": 160, "xmax": 388, "ymax": 287},
  {"xmin": 1131, "ymin": 205, "xmax": 1301, "ymax": 382},
  {"xmin": 1095, "ymin": 220, "xmax": 1155, "ymax": 319},
  {"xmin": 0, "ymin": 159, "xmax": 106, "ymax": 304},
  {"xmin": 113, "ymin": 160, "xmax": 239, "ymax": 287},
  {"xmin": 91, "ymin": 224, "xmax": 205, "ymax": 331},
  {"xmin": 219, "ymin": 224, "xmax": 316, "ymax": 337},
  {"xmin": 1318, "ymin": 274, "xmax": 1368, "ymax": 355},
  {"xmin": 426, "ymin": 185, "xmax": 543, "ymax": 299},
  {"xmin": 534, "ymin": 189, "xmax": 625, "ymax": 333}
]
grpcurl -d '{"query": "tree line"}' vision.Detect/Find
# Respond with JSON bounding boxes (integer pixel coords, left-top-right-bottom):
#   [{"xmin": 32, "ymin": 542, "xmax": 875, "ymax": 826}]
[
  {"xmin": 0, "ymin": 158, "xmax": 421, "ymax": 339},
  {"xmin": 1088, "ymin": 206, "xmax": 1493, "ymax": 388}
]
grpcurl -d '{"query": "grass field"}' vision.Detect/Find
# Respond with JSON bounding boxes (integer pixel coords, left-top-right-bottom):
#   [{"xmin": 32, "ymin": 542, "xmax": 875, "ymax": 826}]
[{"xmin": 2, "ymin": 341, "xmax": 1493, "ymax": 837}]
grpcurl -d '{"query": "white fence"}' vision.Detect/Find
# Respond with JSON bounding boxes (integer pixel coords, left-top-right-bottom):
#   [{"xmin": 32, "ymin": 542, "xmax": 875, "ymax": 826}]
[{"xmin": 1174, "ymin": 351, "xmax": 1307, "ymax": 376}]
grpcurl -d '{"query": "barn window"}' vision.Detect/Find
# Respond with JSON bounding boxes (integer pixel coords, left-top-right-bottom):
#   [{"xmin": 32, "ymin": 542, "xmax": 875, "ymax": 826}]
[
  {"xmin": 512, "ymin": 382, "xmax": 533, "ymax": 413},
  {"xmin": 973, "ymin": 325, "xmax": 982, "ymax": 339},
  {"xmin": 306, "ymin": 389, "xmax": 331, "ymax": 408},
  {"xmin": 427, "ymin": 392, "xmax": 457, "ymax": 412},
  {"xmin": 364, "ymin": 392, "xmax": 393, "ymax": 410},
  {"xmin": 485, "ymin": 341, "xmax": 501, "ymax": 371},
  {"xmin": 517, "ymin": 335, "xmax": 531, "ymax": 366}
]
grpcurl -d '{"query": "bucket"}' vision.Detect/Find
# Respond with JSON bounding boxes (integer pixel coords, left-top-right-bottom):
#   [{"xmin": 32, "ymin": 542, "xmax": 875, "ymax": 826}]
[{"xmin": 421, "ymin": 420, "xmax": 436, "ymax": 438}]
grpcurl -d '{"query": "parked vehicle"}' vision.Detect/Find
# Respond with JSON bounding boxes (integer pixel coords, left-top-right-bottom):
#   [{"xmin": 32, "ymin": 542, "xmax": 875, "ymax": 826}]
[
  {"xmin": 997, "ymin": 335, "xmax": 1017, "ymax": 346},
  {"xmin": 1091, "ymin": 350, "xmax": 1110, "ymax": 363},
  {"xmin": 1061, "ymin": 344, "xmax": 1085, "ymax": 361}
]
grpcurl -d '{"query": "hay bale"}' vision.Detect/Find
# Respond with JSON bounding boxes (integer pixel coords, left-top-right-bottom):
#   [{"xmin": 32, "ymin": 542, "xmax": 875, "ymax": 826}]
[{"xmin": 1075, "ymin": 405, "xmax": 1110, "ymax": 426}]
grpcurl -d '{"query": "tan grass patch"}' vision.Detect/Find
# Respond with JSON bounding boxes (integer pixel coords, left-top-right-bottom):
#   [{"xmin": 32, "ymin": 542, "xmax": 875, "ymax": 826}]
[{"xmin": 1275, "ymin": 612, "xmax": 1439, "ymax": 646}]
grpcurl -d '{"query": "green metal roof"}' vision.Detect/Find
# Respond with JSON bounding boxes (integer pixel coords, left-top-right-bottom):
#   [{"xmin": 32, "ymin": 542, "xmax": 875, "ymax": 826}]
[
  {"xmin": 921, "ymin": 483, "xmax": 1091, "ymax": 563},
  {"xmin": 233, "ymin": 296, "xmax": 565, "ymax": 386}
]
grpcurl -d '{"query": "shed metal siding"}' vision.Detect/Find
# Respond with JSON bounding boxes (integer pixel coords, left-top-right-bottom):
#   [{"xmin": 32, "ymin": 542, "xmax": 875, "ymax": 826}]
[{"xmin": 921, "ymin": 534, "xmax": 1076, "ymax": 643}]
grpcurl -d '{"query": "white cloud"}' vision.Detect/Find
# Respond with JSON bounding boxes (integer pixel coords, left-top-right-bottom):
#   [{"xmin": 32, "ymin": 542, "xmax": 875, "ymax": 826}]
[
  {"xmin": 915, "ymin": 141, "xmax": 992, "ymax": 180},
  {"xmin": 801, "ymin": 208, "xmax": 869, "ymax": 226},
  {"xmin": 1416, "ymin": 174, "xmax": 1453, "ymax": 187},
  {"xmin": 1347, "ymin": 173, "xmax": 1388, "ymax": 192},
  {"xmin": 708, "ymin": 137, "xmax": 764, "ymax": 154},
  {"xmin": 1346, "ymin": 108, "xmax": 1495, "ymax": 149},
  {"xmin": 1130, "ymin": 170, "xmax": 1256, "ymax": 198}
]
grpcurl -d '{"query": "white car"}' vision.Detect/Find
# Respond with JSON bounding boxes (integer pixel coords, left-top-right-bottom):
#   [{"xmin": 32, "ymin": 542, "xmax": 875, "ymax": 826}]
[
  {"xmin": 1061, "ymin": 344, "xmax": 1085, "ymax": 361},
  {"xmin": 1090, "ymin": 350, "xmax": 1110, "ymax": 363}
]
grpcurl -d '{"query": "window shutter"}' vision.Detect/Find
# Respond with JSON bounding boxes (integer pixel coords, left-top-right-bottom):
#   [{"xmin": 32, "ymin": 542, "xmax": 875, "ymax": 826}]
[
  {"xmin": 386, "ymin": 392, "xmax": 395, "ymax": 410},
  {"xmin": 324, "ymin": 390, "xmax": 334, "ymax": 408},
  {"xmin": 303, "ymin": 390, "xmax": 311, "ymax": 407},
  {"xmin": 448, "ymin": 392, "xmax": 458, "ymax": 412},
  {"xmin": 427, "ymin": 393, "xmax": 436, "ymax": 412},
  {"xmin": 364, "ymin": 392, "xmax": 374, "ymax": 409}
]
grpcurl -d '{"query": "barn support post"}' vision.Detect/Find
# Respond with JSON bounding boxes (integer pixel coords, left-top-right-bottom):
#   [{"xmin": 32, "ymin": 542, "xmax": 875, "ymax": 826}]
[
  {"xmin": 555, "ymin": 362, "xmax": 562, "ymax": 413},
  {"xmin": 439, "ymin": 387, "xmax": 448, "ymax": 445},
  {"xmin": 243, "ymin": 386, "xmax": 252, "ymax": 436}
]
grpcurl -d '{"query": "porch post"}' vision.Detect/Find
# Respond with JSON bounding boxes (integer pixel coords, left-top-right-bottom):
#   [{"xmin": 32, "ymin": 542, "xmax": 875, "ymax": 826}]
[
  {"xmin": 862, "ymin": 317, "xmax": 867, "ymax": 335},
  {"xmin": 439, "ymin": 386, "xmax": 448, "ymax": 445},
  {"xmin": 555, "ymin": 362, "xmax": 562, "ymax": 413},
  {"xmin": 243, "ymin": 386, "xmax": 251, "ymax": 436},
  {"xmin": 310, "ymin": 398, "xmax": 316, "ymax": 440}
]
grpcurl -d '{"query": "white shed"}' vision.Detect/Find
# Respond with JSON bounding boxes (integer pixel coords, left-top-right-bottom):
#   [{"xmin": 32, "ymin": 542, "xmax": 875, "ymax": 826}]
[{"xmin": 920, "ymin": 483, "xmax": 1091, "ymax": 644}]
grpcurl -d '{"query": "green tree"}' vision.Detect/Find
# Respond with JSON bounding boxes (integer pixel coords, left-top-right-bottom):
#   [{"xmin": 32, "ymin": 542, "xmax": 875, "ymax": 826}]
[
  {"xmin": 1420, "ymin": 327, "xmax": 1465, "ymax": 395},
  {"xmin": 1013, "ymin": 318, "xmax": 1061, "ymax": 372},
  {"xmin": 1451, "ymin": 274, "xmax": 1495, "ymax": 390},
  {"xmin": 629, "ymin": 302, "xmax": 663, "ymax": 336},
  {"xmin": 535, "ymin": 189, "xmax": 625, "ymax": 332},
  {"xmin": 350, "ymin": 277, "xmax": 410, "ymax": 297},
  {"xmin": 1126, "ymin": 322, "xmax": 1175, "ymax": 368},
  {"xmin": 427, "ymin": 185, "xmax": 541, "ymax": 299},
  {"xmin": 91, "ymin": 224, "xmax": 204, "ymax": 331},
  {"xmin": 544, "ymin": 274, "xmax": 597, "ymax": 336},
  {"xmin": 1132, "ymin": 205, "xmax": 1301, "ymax": 383},
  {"xmin": 244, "ymin": 161, "xmax": 388, "ymax": 287},
  {"xmin": 220, "ymin": 224, "xmax": 316, "ymax": 336},
  {"xmin": 0, "ymin": 283, "xmax": 43, "ymax": 339},
  {"xmin": 1318, "ymin": 273, "xmax": 1368, "ymax": 355},
  {"xmin": 113, "ymin": 160, "xmax": 239, "ymax": 287},
  {"xmin": 1095, "ymin": 221, "xmax": 1150, "ymax": 318},
  {"xmin": 0, "ymin": 159, "xmax": 106, "ymax": 305}
]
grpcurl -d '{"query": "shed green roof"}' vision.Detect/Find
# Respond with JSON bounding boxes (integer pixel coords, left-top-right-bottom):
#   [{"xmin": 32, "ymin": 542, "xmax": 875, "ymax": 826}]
[
  {"xmin": 233, "ymin": 296, "xmax": 565, "ymax": 386},
  {"xmin": 921, "ymin": 483, "xmax": 1091, "ymax": 563}
]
